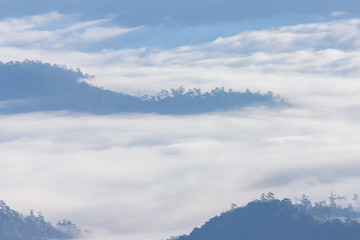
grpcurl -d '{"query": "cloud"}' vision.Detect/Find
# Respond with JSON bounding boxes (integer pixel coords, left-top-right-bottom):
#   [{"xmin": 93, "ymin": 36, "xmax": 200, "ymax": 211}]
[
  {"xmin": 1, "ymin": 107, "xmax": 360, "ymax": 239},
  {"xmin": 0, "ymin": 12, "xmax": 141, "ymax": 49},
  {"xmin": 72, "ymin": 26, "xmax": 142, "ymax": 43},
  {"xmin": 0, "ymin": 11, "xmax": 63, "ymax": 31},
  {"xmin": 250, "ymin": 162, "xmax": 360, "ymax": 189},
  {"xmin": 331, "ymin": 11, "xmax": 346, "ymax": 16}
]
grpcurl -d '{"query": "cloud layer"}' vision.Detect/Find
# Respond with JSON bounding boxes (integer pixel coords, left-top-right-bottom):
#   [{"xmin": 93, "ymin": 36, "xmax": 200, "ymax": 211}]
[
  {"xmin": 0, "ymin": 12, "xmax": 140, "ymax": 51},
  {"xmin": 1, "ymin": 108, "xmax": 360, "ymax": 240},
  {"xmin": 1, "ymin": 10, "xmax": 360, "ymax": 240}
]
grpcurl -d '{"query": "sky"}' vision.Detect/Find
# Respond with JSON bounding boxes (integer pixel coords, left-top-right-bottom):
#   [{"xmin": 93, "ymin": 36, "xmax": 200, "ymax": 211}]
[{"xmin": 1, "ymin": 1, "xmax": 360, "ymax": 240}]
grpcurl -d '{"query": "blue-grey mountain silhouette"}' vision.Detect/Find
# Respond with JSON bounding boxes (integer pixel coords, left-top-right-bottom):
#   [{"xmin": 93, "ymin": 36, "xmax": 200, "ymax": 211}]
[
  {"xmin": 174, "ymin": 195, "xmax": 360, "ymax": 240},
  {"xmin": 0, "ymin": 200, "xmax": 80, "ymax": 240},
  {"xmin": 0, "ymin": 61, "xmax": 284, "ymax": 114}
]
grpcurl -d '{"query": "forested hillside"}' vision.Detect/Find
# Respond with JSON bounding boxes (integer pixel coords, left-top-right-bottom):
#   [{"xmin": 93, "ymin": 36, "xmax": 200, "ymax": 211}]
[
  {"xmin": 0, "ymin": 61, "xmax": 284, "ymax": 114},
  {"xmin": 0, "ymin": 200, "xmax": 80, "ymax": 240},
  {"xmin": 174, "ymin": 193, "xmax": 360, "ymax": 240}
]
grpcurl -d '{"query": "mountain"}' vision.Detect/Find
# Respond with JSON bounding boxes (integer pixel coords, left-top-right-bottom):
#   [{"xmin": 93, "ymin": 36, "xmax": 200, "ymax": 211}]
[
  {"xmin": 174, "ymin": 196, "xmax": 360, "ymax": 240},
  {"xmin": 0, "ymin": 61, "xmax": 284, "ymax": 114},
  {"xmin": 0, "ymin": 200, "xmax": 80, "ymax": 240}
]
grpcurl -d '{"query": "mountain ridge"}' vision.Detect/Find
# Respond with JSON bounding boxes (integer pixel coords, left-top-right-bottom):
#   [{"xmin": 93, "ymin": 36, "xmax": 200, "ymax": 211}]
[
  {"xmin": 0, "ymin": 60, "xmax": 285, "ymax": 115},
  {"xmin": 0, "ymin": 200, "xmax": 80, "ymax": 240},
  {"xmin": 173, "ymin": 195, "xmax": 360, "ymax": 240}
]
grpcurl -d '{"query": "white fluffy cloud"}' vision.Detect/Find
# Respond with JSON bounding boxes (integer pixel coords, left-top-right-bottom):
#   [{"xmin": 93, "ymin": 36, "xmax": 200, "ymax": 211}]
[{"xmin": 0, "ymin": 12, "xmax": 140, "ymax": 49}]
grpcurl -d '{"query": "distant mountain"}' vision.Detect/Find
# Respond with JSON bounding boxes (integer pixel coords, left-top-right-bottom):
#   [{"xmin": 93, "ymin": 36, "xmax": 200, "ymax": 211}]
[
  {"xmin": 0, "ymin": 61, "xmax": 284, "ymax": 114},
  {"xmin": 174, "ymin": 195, "xmax": 360, "ymax": 240},
  {"xmin": 0, "ymin": 200, "xmax": 80, "ymax": 240}
]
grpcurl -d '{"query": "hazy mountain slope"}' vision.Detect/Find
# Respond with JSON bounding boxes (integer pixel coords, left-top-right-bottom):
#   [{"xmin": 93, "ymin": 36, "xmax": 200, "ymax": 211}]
[
  {"xmin": 176, "ymin": 198, "xmax": 360, "ymax": 240},
  {"xmin": 0, "ymin": 61, "xmax": 140, "ymax": 114},
  {"xmin": 0, "ymin": 61, "xmax": 283, "ymax": 114},
  {"xmin": 0, "ymin": 200, "xmax": 79, "ymax": 240}
]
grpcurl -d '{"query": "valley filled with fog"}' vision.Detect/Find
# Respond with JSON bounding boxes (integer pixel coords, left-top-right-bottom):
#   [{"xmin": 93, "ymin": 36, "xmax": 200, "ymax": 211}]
[{"xmin": 1, "ymin": 1, "xmax": 360, "ymax": 239}]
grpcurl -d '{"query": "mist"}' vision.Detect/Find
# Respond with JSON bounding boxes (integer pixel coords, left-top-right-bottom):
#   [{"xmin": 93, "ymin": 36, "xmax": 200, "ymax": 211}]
[{"xmin": 1, "ymin": 102, "xmax": 359, "ymax": 239}]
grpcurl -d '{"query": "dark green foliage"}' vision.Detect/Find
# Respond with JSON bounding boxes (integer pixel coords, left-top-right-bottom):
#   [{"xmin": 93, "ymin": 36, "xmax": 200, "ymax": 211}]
[
  {"xmin": 176, "ymin": 195, "xmax": 360, "ymax": 240},
  {"xmin": 0, "ymin": 60, "xmax": 284, "ymax": 114},
  {"xmin": 0, "ymin": 200, "xmax": 79, "ymax": 240}
]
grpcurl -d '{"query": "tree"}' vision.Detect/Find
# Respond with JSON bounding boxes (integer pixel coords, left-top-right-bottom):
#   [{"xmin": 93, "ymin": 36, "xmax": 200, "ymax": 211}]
[
  {"xmin": 300, "ymin": 194, "xmax": 312, "ymax": 209},
  {"xmin": 352, "ymin": 193, "xmax": 359, "ymax": 202},
  {"xmin": 329, "ymin": 191, "xmax": 337, "ymax": 208},
  {"xmin": 260, "ymin": 192, "xmax": 276, "ymax": 202}
]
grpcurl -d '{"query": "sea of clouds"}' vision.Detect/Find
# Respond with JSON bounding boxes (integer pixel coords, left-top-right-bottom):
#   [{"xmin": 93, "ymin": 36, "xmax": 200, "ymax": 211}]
[{"xmin": 1, "ymin": 10, "xmax": 360, "ymax": 240}]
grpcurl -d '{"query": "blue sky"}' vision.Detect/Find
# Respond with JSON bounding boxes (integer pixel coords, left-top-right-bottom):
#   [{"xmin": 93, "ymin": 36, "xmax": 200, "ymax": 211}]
[
  {"xmin": 1, "ymin": 1, "xmax": 360, "ymax": 240},
  {"xmin": 1, "ymin": 0, "xmax": 360, "ymax": 24},
  {"xmin": 0, "ymin": 0, "xmax": 358, "ymax": 50}
]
